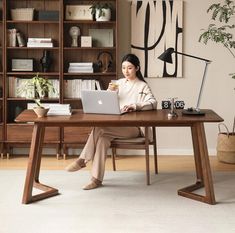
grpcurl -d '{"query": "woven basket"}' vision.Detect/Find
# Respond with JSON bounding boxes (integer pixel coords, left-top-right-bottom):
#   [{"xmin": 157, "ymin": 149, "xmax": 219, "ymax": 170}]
[
  {"xmin": 216, "ymin": 122, "xmax": 235, "ymax": 164},
  {"xmin": 11, "ymin": 8, "xmax": 34, "ymax": 21}
]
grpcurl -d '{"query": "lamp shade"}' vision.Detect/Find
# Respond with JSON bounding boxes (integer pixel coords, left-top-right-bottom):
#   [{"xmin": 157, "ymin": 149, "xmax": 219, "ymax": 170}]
[{"xmin": 158, "ymin": 47, "xmax": 175, "ymax": 63}]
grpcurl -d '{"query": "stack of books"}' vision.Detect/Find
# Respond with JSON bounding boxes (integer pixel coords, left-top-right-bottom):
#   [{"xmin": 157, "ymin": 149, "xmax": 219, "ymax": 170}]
[
  {"xmin": 68, "ymin": 62, "xmax": 93, "ymax": 73},
  {"xmin": 27, "ymin": 103, "xmax": 72, "ymax": 116},
  {"xmin": 27, "ymin": 38, "xmax": 53, "ymax": 47},
  {"xmin": 47, "ymin": 104, "xmax": 71, "ymax": 115}
]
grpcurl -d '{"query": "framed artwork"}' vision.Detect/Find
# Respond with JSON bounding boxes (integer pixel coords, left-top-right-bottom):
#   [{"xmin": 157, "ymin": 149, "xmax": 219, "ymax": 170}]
[
  {"xmin": 131, "ymin": 0, "xmax": 183, "ymax": 78},
  {"xmin": 65, "ymin": 5, "xmax": 93, "ymax": 20}
]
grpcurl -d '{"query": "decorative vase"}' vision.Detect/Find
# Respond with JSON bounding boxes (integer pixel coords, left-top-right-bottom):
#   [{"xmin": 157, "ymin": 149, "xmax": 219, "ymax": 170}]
[
  {"xmin": 40, "ymin": 50, "xmax": 52, "ymax": 72},
  {"xmin": 33, "ymin": 107, "xmax": 49, "ymax": 118},
  {"xmin": 95, "ymin": 8, "xmax": 111, "ymax": 21}
]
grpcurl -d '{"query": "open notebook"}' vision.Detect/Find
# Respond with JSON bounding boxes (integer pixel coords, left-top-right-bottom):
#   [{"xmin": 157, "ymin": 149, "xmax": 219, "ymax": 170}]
[{"xmin": 81, "ymin": 90, "xmax": 126, "ymax": 115}]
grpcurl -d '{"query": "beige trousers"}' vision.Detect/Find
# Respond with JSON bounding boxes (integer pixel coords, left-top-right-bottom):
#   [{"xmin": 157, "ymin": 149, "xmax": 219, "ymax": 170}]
[{"xmin": 80, "ymin": 127, "xmax": 140, "ymax": 181}]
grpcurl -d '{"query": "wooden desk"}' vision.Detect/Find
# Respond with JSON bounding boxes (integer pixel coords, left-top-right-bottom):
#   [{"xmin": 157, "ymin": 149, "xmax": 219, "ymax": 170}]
[{"xmin": 15, "ymin": 109, "xmax": 223, "ymax": 205}]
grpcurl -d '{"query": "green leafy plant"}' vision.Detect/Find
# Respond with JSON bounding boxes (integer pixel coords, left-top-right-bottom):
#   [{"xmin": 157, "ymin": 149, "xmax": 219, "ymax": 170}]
[
  {"xmin": 90, "ymin": 2, "xmax": 112, "ymax": 18},
  {"xmin": 17, "ymin": 73, "xmax": 55, "ymax": 107},
  {"xmin": 199, "ymin": 0, "xmax": 235, "ymax": 79}
]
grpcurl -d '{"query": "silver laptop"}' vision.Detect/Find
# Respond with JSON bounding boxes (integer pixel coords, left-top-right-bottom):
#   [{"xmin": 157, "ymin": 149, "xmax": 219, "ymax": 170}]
[{"xmin": 81, "ymin": 90, "xmax": 123, "ymax": 115}]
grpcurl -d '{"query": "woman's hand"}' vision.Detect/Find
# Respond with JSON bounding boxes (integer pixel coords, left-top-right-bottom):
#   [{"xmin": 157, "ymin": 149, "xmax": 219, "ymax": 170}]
[
  {"xmin": 108, "ymin": 82, "xmax": 119, "ymax": 91},
  {"xmin": 121, "ymin": 104, "xmax": 136, "ymax": 113}
]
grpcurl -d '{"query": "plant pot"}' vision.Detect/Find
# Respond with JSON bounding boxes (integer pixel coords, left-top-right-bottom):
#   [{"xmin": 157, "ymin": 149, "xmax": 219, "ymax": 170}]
[
  {"xmin": 33, "ymin": 107, "xmax": 49, "ymax": 118},
  {"xmin": 95, "ymin": 8, "xmax": 111, "ymax": 21}
]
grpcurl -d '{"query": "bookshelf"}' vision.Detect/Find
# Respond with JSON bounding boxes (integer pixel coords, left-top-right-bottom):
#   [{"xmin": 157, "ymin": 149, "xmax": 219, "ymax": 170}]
[
  {"xmin": 0, "ymin": 0, "xmax": 118, "ymax": 158},
  {"xmin": 0, "ymin": 0, "xmax": 3, "ymax": 156}
]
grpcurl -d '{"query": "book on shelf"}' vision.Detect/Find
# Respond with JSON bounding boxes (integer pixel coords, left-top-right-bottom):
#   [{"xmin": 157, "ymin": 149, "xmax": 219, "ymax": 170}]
[
  {"xmin": 64, "ymin": 79, "xmax": 99, "ymax": 98},
  {"xmin": 27, "ymin": 38, "xmax": 53, "ymax": 47},
  {"xmin": 68, "ymin": 62, "xmax": 93, "ymax": 73},
  {"xmin": 68, "ymin": 67, "xmax": 94, "ymax": 73},
  {"xmin": 27, "ymin": 42, "xmax": 53, "ymax": 47},
  {"xmin": 69, "ymin": 62, "xmax": 93, "ymax": 67},
  {"xmin": 8, "ymin": 77, "xmax": 35, "ymax": 98},
  {"xmin": 16, "ymin": 32, "xmax": 26, "ymax": 47},
  {"xmin": 48, "ymin": 79, "xmax": 59, "ymax": 98},
  {"xmin": 28, "ymin": 38, "xmax": 52, "ymax": 42}
]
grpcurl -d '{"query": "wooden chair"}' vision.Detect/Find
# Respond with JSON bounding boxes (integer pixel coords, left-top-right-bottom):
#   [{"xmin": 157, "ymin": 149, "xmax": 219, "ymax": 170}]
[{"xmin": 110, "ymin": 127, "xmax": 158, "ymax": 185}]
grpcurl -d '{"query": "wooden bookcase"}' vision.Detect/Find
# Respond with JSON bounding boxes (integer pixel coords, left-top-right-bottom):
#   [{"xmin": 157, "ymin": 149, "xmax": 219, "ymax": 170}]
[{"xmin": 0, "ymin": 0, "xmax": 118, "ymax": 159}]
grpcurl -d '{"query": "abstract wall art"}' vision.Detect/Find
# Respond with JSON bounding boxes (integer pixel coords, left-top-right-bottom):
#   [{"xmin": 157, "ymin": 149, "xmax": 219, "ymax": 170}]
[{"xmin": 131, "ymin": 0, "xmax": 183, "ymax": 78}]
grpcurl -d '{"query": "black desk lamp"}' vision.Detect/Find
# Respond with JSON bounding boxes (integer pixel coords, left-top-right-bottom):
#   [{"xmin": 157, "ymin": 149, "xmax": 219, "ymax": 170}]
[{"xmin": 158, "ymin": 47, "xmax": 211, "ymax": 115}]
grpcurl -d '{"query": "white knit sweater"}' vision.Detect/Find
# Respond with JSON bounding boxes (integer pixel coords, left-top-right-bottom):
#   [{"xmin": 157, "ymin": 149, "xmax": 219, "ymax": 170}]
[{"xmin": 116, "ymin": 78, "xmax": 157, "ymax": 110}]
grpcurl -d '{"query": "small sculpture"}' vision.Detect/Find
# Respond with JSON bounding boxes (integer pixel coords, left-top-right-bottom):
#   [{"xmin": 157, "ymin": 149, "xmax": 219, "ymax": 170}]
[
  {"xmin": 69, "ymin": 26, "xmax": 81, "ymax": 47},
  {"xmin": 40, "ymin": 50, "xmax": 52, "ymax": 72}
]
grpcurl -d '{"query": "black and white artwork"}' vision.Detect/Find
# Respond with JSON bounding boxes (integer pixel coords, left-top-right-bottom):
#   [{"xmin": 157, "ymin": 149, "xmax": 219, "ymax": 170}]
[{"xmin": 131, "ymin": 0, "xmax": 183, "ymax": 78}]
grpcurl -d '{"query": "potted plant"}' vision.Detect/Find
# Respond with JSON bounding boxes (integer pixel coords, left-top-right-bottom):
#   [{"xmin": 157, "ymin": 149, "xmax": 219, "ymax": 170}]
[
  {"xmin": 199, "ymin": 0, "xmax": 235, "ymax": 80},
  {"xmin": 199, "ymin": 0, "xmax": 235, "ymax": 163},
  {"xmin": 17, "ymin": 73, "xmax": 55, "ymax": 117},
  {"xmin": 90, "ymin": 2, "xmax": 112, "ymax": 21}
]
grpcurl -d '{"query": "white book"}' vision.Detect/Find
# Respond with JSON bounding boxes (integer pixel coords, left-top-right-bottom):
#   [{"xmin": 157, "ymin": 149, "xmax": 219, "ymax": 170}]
[
  {"xmin": 68, "ymin": 68, "xmax": 93, "ymax": 73},
  {"xmin": 27, "ymin": 42, "xmax": 53, "ymax": 47},
  {"xmin": 28, "ymin": 38, "xmax": 52, "ymax": 42},
  {"xmin": 68, "ymin": 66, "xmax": 93, "ymax": 70},
  {"xmin": 69, "ymin": 62, "xmax": 93, "ymax": 67}
]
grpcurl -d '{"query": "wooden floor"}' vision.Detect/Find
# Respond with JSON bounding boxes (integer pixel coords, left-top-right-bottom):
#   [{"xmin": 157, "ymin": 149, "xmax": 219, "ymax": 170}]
[{"xmin": 0, "ymin": 154, "xmax": 235, "ymax": 172}]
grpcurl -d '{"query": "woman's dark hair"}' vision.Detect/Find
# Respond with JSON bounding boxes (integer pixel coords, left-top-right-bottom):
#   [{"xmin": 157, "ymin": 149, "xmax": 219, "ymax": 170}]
[{"xmin": 121, "ymin": 53, "xmax": 146, "ymax": 82}]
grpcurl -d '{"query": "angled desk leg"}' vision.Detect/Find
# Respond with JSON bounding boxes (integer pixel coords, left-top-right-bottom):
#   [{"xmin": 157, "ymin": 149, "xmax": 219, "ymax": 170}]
[
  {"xmin": 22, "ymin": 123, "xmax": 59, "ymax": 204},
  {"xmin": 178, "ymin": 123, "xmax": 216, "ymax": 205}
]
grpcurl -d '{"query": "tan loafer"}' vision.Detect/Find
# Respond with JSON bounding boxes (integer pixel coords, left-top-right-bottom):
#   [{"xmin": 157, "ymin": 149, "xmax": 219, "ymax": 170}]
[
  {"xmin": 65, "ymin": 159, "xmax": 86, "ymax": 172},
  {"xmin": 83, "ymin": 178, "xmax": 102, "ymax": 190}
]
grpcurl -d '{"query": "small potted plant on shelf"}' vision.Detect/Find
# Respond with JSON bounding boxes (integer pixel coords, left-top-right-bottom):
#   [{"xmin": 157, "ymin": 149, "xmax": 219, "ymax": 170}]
[
  {"xmin": 17, "ymin": 73, "xmax": 55, "ymax": 117},
  {"xmin": 90, "ymin": 2, "xmax": 112, "ymax": 21}
]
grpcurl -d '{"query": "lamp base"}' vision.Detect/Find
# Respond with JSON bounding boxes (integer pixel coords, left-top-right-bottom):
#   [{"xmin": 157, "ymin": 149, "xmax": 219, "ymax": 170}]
[{"xmin": 182, "ymin": 108, "xmax": 205, "ymax": 116}]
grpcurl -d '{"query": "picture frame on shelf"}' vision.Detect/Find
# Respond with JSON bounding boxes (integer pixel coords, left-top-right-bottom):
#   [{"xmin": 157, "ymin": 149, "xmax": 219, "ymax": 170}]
[
  {"xmin": 81, "ymin": 36, "xmax": 92, "ymax": 47},
  {"xmin": 65, "ymin": 5, "xmax": 93, "ymax": 20},
  {"xmin": 11, "ymin": 58, "xmax": 34, "ymax": 72},
  {"xmin": 88, "ymin": 29, "xmax": 113, "ymax": 47}
]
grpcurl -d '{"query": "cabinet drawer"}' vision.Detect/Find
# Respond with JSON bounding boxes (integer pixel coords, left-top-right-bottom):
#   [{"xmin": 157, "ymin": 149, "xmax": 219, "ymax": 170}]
[
  {"xmin": 7, "ymin": 125, "xmax": 60, "ymax": 141},
  {"xmin": 63, "ymin": 127, "xmax": 92, "ymax": 143}
]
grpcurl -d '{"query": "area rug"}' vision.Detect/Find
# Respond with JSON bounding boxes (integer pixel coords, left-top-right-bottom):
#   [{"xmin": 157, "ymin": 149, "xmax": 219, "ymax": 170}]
[{"xmin": 0, "ymin": 170, "xmax": 235, "ymax": 233}]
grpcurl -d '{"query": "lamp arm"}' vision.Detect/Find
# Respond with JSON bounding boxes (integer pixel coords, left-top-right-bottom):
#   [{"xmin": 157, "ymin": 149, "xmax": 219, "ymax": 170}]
[
  {"xmin": 196, "ymin": 61, "xmax": 210, "ymax": 110},
  {"xmin": 175, "ymin": 51, "xmax": 211, "ymax": 63}
]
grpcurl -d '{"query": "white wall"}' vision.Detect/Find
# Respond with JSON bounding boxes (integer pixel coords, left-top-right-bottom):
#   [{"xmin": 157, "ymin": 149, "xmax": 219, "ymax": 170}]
[{"xmin": 118, "ymin": 0, "xmax": 235, "ymax": 155}]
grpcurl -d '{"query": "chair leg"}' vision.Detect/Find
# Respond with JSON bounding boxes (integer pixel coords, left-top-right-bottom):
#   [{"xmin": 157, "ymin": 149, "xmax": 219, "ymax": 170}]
[
  {"xmin": 145, "ymin": 147, "xmax": 150, "ymax": 185},
  {"xmin": 111, "ymin": 148, "xmax": 116, "ymax": 171},
  {"xmin": 153, "ymin": 142, "xmax": 158, "ymax": 174},
  {"xmin": 63, "ymin": 145, "xmax": 67, "ymax": 160},
  {"xmin": 145, "ymin": 151, "xmax": 150, "ymax": 185}
]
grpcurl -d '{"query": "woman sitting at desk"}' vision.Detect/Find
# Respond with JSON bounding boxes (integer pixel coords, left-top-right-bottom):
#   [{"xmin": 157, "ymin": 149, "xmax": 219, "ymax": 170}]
[{"xmin": 65, "ymin": 53, "xmax": 157, "ymax": 190}]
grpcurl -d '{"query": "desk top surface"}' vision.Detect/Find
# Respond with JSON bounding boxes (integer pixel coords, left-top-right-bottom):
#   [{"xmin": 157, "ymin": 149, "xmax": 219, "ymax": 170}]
[{"xmin": 15, "ymin": 109, "xmax": 223, "ymax": 127}]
